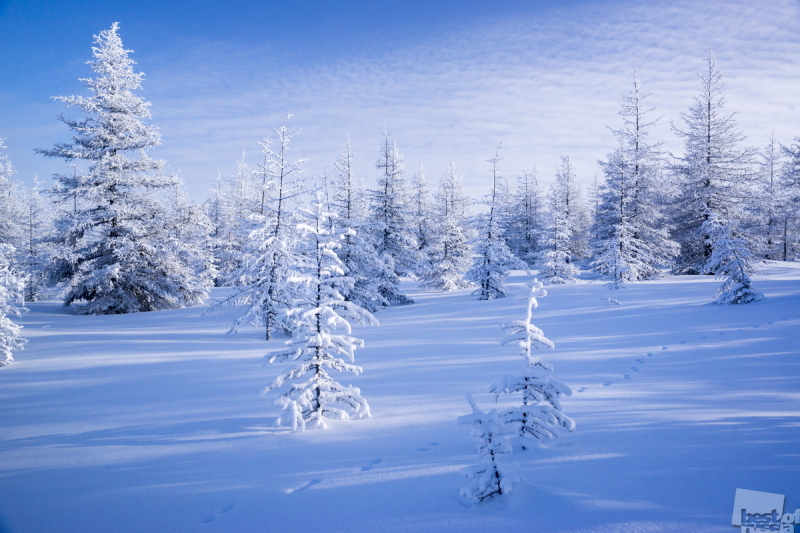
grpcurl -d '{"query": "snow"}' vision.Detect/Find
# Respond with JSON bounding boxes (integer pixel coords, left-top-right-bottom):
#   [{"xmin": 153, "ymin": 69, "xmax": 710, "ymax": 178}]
[{"xmin": 1, "ymin": 263, "xmax": 800, "ymax": 532}]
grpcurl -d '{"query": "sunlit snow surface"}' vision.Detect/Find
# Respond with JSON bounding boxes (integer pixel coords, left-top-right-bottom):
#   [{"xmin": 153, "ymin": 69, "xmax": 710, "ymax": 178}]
[{"xmin": 1, "ymin": 263, "xmax": 799, "ymax": 532}]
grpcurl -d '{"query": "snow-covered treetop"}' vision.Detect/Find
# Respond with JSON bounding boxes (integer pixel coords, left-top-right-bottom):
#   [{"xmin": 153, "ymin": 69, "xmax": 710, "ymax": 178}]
[
  {"xmin": 43, "ymin": 23, "xmax": 161, "ymax": 161},
  {"xmin": 500, "ymin": 279, "xmax": 555, "ymax": 370}
]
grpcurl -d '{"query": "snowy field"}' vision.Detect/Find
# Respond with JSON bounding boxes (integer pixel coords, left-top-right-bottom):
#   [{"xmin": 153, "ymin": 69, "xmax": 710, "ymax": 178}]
[{"xmin": 2, "ymin": 264, "xmax": 799, "ymax": 533}]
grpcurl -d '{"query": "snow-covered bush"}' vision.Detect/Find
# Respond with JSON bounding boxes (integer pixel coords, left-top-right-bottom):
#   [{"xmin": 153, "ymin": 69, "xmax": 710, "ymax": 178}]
[{"xmin": 263, "ymin": 193, "xmax": 378, "ymax": 430}]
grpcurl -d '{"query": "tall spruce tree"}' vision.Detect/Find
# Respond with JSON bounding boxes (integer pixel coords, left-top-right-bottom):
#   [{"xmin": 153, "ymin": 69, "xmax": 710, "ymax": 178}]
[
  {"xmin": 37, "ymin": 23, "xmax": 207, "ymax": 314},
  {"xmin": 671, "ymin": 52, "xmax": 756, "ymax": 274}
]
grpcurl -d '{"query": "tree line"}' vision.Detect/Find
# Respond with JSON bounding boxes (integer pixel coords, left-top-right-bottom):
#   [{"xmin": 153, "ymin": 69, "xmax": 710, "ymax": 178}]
[{"xmin": 2, "ymin": 25, "xmax": 799, "ymax": 369}]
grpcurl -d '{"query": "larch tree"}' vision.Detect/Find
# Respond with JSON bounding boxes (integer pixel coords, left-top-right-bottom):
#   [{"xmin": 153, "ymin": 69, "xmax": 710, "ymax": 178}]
[
  {"xmin": 410, "ymin": 164, "xmax": 435, "ymax": 277},
  {"xmin": 418, "ymin": 163, "xmax": 472, "ymax": 291},
  {"xmin": 671, "ymin": 52, "xmax": 756, "ymax": 274},
  {"xmin": 20, "ymin": 179, "xmax": 55, "ymax": 301},
  {"xmin": 263, "ymin": 192, "xmax": 378, "ymax": 430},
  {"xmin": 467, "ymin": 144, "xmax": 527, "ymax": 299},
  {"xmin": 539, "ymin": 156, "xmax": 584, "ymax": 284},
  {"xmin": 506, "ymin": 168, "xmax": 545, "ymax": 267},
  {"xmin": 779, "ymin": 138, "xmax": 800, "ymax": 261},
  {"xmin": 225, "ymin": 117, "xmax": 307, "ymax": 340},
  {"xmin": 366, "ymin": 131, "xmax": 415, "ymax": 304},
  {"xmin": 37, "ymin": 23, "xmax": 208, "ymax": 314},
  {"xmin": 752, "ymin": 135, "xmax": 784, "ymax": 260},
  {"xmin": 330, "ymin": 137, "xmax": 389, "ymax": 312},
  {"xmin": 592, "ymin": 72, "xmax": 678, "ymax": 286}
]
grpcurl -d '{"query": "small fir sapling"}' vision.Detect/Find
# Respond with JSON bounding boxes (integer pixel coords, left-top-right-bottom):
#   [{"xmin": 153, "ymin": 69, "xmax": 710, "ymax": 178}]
[
  {"xmin": 701, "ymin": 212, "xmax": 763, "ymax": 304},
  {"xmin": 458, "ymin": 395, "xmax": 521, "ymax": 504},
  {"xmin": 263, "ymin": 193, "xmax": 378, "ymax": 430},
  {"xmin": 490, "ymin": 280, "xmax": 575, "ymax": 448}
]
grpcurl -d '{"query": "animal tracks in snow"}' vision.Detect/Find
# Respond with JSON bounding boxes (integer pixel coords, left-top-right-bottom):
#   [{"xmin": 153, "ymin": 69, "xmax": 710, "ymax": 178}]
[
  {"xmin": 200, "ymin": 502, "xmax": 238, "ymax": 524},
  {"xmin": 361, "ymin": 458, "xmax": 383, "ymax": 472}
]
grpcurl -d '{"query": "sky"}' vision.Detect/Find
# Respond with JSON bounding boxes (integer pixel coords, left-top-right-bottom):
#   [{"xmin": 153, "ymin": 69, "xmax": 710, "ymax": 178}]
[{"xmin": 1, "ymin": 0, "xmax": 799, "ymax": 202}]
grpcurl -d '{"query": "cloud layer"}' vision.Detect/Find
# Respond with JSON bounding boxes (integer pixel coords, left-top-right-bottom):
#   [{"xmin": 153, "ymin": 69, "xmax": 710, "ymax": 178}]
[{"xmin": 6, "ymin": 0, "xmax": 800, "ymax": 200}]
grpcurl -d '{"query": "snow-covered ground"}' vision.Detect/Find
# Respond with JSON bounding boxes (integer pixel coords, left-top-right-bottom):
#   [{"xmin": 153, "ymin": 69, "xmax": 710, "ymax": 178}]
[{"xmin": 2, "ymin": 264, "xmax": 799, "ymax": 533}]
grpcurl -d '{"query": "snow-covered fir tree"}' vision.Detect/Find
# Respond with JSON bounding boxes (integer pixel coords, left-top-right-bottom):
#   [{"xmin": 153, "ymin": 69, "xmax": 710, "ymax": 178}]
[
  {"xmin": 592, "ymin": 73, "xmax": 678, "ymax": 286},
  {"xmin": 225, "ymin": 117, "xmax": 307, "ymax": 339},
  {"xmin": 418, "ymin": 163, "xmax": 472, "ymax": 291},
  {"xmin": 506, "ymin": 168, "xmax": 545, "ymax": 267},
  {"xmin": 410, "ymin": 165, "xmax": 435, "ymax": 276},
  {"xmin": 0, "ymin": 244, "xmax": 27, "ymax": 367},
  {"xmin": 366, "ymin": 132, "xmax": 415, "ymax": 304},
  {"xmin": 671, "ymin": 52, "xmax": 756, "ymax": 274},
  {"xmin": 329, "ymin": 138, "xmax": 388, "ymax": 312},
  {"xmin": 539, "ymin": 156, "xmax": 584, "ymax": 284},
  {"xmin": 701, "ymin": 212, "xmax": 762, "ymax": 304},
  {"xmin": 490, "ymin": 280, "xmax": 575, "ymax": 447},
  {"xmin": 467, "ymin": 145, "xmax": 527, "ymax": 299},
  {"xmin": 37, "ymin": 23, "xmax": 208, "ymax": 314},
  {"xmin": 263, "ymin": 192, "xmax": 378, "ymax": 430},
  {"xmin": 457, "ymin": 395, "xmax": 521, "ymax": 504}
]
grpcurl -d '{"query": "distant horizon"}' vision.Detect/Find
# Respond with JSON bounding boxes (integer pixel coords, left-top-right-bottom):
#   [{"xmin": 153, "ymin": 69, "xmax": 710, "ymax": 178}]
[{"xmin": 2, "ymin": 0, "xmax": 799, "ymax": 202}]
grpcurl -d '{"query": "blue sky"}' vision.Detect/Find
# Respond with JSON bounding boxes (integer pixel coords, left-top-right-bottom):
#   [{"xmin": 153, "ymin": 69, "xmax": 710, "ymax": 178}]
[{"xmin": 2, "ymin": 0, "xmax": 799, "ymax": 201}]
